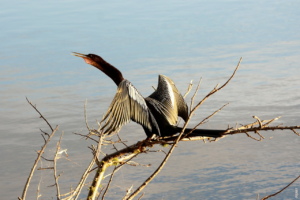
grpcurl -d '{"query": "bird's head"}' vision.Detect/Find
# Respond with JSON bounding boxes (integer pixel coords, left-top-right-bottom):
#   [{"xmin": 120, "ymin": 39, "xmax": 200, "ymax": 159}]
[
  {"xmin": 72, "ymin": 52, "xmax": 106, "ymax": 67},
  {"xmin": 72, "ymin": 52, "xmax": 124, "ymax": 86}
]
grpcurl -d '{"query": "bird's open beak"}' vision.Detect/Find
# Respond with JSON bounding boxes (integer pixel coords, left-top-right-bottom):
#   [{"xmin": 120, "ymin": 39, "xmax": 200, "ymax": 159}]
[{"xmin": 71, "ymin": 52, "xmax": 87, "ymax": 58}]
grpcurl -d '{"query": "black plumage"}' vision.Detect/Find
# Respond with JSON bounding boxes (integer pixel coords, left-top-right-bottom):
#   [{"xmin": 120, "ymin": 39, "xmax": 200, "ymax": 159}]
[{"xmin": 72, "ymin": 52, "xmax": 226, "ymax": 139}]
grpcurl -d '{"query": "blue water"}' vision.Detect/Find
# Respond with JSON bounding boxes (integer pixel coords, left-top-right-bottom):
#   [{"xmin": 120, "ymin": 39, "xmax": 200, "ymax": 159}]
[{"xmin": 1, "ymin": 0, "xmax": 300, "ymax": 199}]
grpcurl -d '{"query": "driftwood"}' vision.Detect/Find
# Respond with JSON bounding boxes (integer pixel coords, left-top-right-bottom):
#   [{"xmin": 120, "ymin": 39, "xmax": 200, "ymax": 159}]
[{"xmin": 20, "ymin": 58, "xmax": 300, "ymax": 200}]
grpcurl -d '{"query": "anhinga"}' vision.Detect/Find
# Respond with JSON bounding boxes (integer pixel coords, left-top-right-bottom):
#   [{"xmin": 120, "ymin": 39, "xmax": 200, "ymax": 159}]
[{"xmin": 72, "ymin": 52, "xmax": 226, "ymax": 139}]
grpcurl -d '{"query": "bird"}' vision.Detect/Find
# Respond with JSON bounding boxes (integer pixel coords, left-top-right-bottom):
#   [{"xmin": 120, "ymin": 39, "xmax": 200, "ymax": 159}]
[{"xmin": 72, "ymin": 52, "xmax": 226, "ymax": 139}]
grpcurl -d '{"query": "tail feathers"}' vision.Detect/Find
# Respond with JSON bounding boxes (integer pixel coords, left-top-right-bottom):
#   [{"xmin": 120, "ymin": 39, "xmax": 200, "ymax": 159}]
[{"xmin": 182, "ymin": 128, "xmax": 226, "ymax": 138}]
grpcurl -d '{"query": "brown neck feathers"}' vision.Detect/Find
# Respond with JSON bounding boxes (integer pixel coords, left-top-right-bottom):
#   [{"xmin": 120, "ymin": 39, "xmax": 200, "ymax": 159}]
[{"xmin": 92, "ymin": 59, "xmax": 124, "ymax": 86}]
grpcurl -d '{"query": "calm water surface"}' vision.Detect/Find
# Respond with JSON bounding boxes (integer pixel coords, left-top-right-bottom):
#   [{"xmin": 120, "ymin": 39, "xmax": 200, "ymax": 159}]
[{"xmin": 1, "ymin": 0, "xmax": 300, "ymax": 199}]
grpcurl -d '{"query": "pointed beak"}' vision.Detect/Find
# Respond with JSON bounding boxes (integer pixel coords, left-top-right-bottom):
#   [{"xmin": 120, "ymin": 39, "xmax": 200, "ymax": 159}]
[{"xmin": 71, "ymin": 52, "xmax": 88, "ymax": 58}]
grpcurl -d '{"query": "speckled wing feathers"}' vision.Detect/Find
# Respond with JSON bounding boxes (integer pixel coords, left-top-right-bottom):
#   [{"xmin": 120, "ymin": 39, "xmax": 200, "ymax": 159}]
[
  {"xmin": 148, "ymin": 74, "xmax": 188, "ymax": 125},
  {"xmin": 101, "ymin": 80, "xmax": 151, "ymax": 134}
]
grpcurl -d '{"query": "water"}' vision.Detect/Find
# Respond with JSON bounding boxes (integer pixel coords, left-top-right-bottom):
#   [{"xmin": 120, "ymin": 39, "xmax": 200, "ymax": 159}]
[{"xmin": 1, "ymin": 0, "xmax": 300, "ymax": 199}]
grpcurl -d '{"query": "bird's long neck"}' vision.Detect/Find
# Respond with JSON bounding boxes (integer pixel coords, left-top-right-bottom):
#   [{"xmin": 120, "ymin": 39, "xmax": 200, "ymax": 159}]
[
  {"xmin": 92, "ymin": 60, "xmax": 124, "ymax": 86},
  {"xmin": 85, "ymin": 59, "xmax": 124, "ymax": 86}
]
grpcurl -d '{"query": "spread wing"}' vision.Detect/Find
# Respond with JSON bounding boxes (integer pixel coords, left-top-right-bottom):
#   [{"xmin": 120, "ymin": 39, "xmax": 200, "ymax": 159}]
[
  {"xmin": 148, "ymin": 74, "xmax": 188, "ymax": 125},
  {"xmin": 101, "ymin": 80, "xmax": 152, "ymax": 134}
]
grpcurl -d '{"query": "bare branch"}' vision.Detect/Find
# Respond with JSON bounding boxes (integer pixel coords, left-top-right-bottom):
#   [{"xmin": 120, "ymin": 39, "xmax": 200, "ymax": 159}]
[
  {"xmin": 183, "ymin": 80, "xmax": 193, "ymax": 98},
  {"xmin": 101, "ymin": 167, "xmax": 117, "ymax": 200},
  {"xmin": 253, "ymin": 116, "xmax": 263, "ymax": 128},
  {"xmin": 54, "ymin": 131, "xmax": 64, "ymax": 200},
  {"xmin": 292, "ymin": 129, "xmax": 300, "ymax": 136},
  {"xmin": 138, "ymin": 192, "xmax": 145, "ymax": 200},
  {"xmin": 127, "ymin": 58, "xmax": 242, "ymax": 199},
  {"xmin": 261, "ymin": 174, "xmax": 300, "ymax": 200},
  {"xmin": 190, "ymin": 78, "xmax": 202, "ymax": 113},
  {"xmin": 191, "ymin": 57, "xmax": 242, "ymax": 114},
  {"xmin": 226, "ymin": 125, "xmax": 300, "ymax": 135},
  {"xmin": 38, "ymin": 167, "xmax": 54, "ymax": 170},
  {"xmin": 185, "ymin": 103, "xmax": 229, "ymax": 138},
  {"xmin": 245, "ymin": 132, "xmax": 262, "ymax": 141},
  {"xmin": 123, "ymin": 185, "xmax": 133, "ymax": 200},
  {"xmin": 73, "ymin": 132, "xmax": 99, "ymax": 143},
  {"xmin": 21, "ymin": 123, "xmax": 58, "ymax": 200},
  {"xmin": 26, "ymin": 97, "xmax": 54, "ymax": 132}
]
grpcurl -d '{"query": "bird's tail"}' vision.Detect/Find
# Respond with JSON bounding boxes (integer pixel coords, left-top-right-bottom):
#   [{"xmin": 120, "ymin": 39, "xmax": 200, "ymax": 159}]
[{"xmin": 179, "ymin": 128, "xmax": 227, "ymax": 138}]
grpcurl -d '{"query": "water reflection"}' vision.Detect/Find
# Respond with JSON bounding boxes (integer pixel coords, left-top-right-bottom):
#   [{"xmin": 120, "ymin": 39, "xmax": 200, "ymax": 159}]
[{"xmin": 1, "ymin": 0, "xmax": 300, "ymax": 199}]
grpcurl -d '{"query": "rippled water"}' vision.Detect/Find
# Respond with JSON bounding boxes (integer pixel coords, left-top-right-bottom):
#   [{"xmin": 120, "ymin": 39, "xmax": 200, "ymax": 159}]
[{"xmin": 1, "ymin": 0, "xmax": 300, "ymax": 199}]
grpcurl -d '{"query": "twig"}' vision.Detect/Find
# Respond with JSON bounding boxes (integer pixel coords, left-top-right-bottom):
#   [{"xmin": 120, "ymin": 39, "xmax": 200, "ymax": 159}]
[
  {"xmin": 292, "ymin": 129, "xmax": 300, "ymax": 136},
  {"xmin": 190, "ymin": 78, "xmax": 202, "ymax": 113},
  {"xmin": 54, "ymin": 131, "xmax": 64, "ymax": 200},
  {"xmin": 73, "ymin": 132, "xmax": 99, "ymax": 143},
  {"xmin": 85, "ymin": 99, "xmax": 101, "ymax": 137},
  {"xmin": 39, "ymin": 154, "xmax": 54, "ymax": 162},
  {"xmin": 253, "ymin": 116, "xmax": 263, "ymax": 128},
  {"xmin": 117, "ymin": 133, "xmax": 128, "ymax": 148},
  {"xmin": 62, "ymin": 103, "xmax": 105, "ymax": 200},
  {"xmin": 245, "ymin": 132, "xmax": 261, "ymax": 141},
  {"xmin": 38, "ymin": 167, "xmax": 54, "ymax": 170},
  {"xmin": 191, "ymin": 57, "xmax": 242, "ymax": 114},
  {"xmin": 97, "ymin": 187, "xmax": 106, "ymax": 200},
  {"xmin": 61, "ymin": 156, "xmax": 96, "ymax": 200},
  {"xmin": 226, "ymin": 125, "xmax": 300, "ymax": 135},
  {"xmin": 138, "ymin": 192, "xmax": 145, "ymax": 200},
  {"xmin": 185, "ymin": 103, "xmax": 229, "ymax": 137},
  {"xmin": 123, "ymin": 185, "xmax": 133, "ymax": 200},
  {"xmin": 37, "ymin": 161, "xmax": 43, "ymax": 200},
  {"xmin": 127, "ymin": 58, "xmax": 242, "ymax": 200},
  {"xmin": 183, "ymin": 80, "xmax": 193, "ymax": 98},
  {"xmin": 20, "ymin": 98, "xmax": 59, "ymax": 200},
  {"xmin": 261, "ymin": 174, "xmax": 300, "ymax": 200},
  {"xmin": 101, "ymin": 167, "xmax": 117, "ymax": 200},
  {"xmin": 26, "ymin": 97, "xmax": 53, "ymax": 132}
]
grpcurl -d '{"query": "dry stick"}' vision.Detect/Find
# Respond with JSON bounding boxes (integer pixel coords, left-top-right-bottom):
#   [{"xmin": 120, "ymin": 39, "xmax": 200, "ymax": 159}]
[
  {"xmin": 190, "ymin": 78, "xmax": 202, "ymax": 113},
  {"xmin": 40, "ymin": 155, "xmax": 54, "ymax": 162},
  {"xmin": 26, "ymin": 97, "xmax": 54, "ymax": 132},
  {"xmin": 38, "ymin": 167, "xmax": 54, "ymax": 170},
  {"xmin": 191, "ymin": 57, "xmax": 242, "ymax": 115},
  {"xmin": 85, "ymin": 99, "xmax": 101, "ymax": 137},
  {"xmin": 101, "ymin": 166, "xmax": 117, "ymax": 200},
  {"xmin": 62, "ymin": 157, "xmax": 97, "ymax": 200},
  {"xmin": 137, "ymin": 193, "xmax": 145, "ymax": 200},
  {"xmin": 261, "ymin": 174, "xmax": 300, "ymax": 200},
  {"xmin": 88, "ymin": 152, "xmax": 139, "ymax": 200},
  {"xmin": 176, "ymin": 79, "xmax": 193, "ymax": 126},
  {"xmin": 20, "ymin": 98, "xmax": 59, "ymax": 200},
  {"xmin": 183, "ymin": 80, "xmax": 193, "ymax": 98},
  {"xmin": 103, "ymin": 152, "xmax": 140, "ymax": 180},
  {"xmin": 96, "ymin": 187, "xmax": 106, "ymax": 200},
  {"xmin": 245, "ymin": 132, "xmax": 261, "ymax": 141},
  {"xmin": 54, "ymin": 131, "xmax": 64, "ymax": 200},
  {"xmin": 73, "ymin": 132, "xmax": 99, "ymax": 143},
  {"xmin": 184, "ymin": 103, "xmax": 229, "ymax": 138},
  {"xmin": 262, "ymin": 116, "xmax": 281, "ymax": 127},
  {"xmin": 117, "ymin": 133, "xmax": 128, "ymax": 148},
  {"xmin": 20, "ymin": 126, "xmax": 59, "ymax": 200},
  {"xmin": 226, "ymin": 126, "xmax": 300, "ymax": 135},
  {"xmin": 62, "ymin": 102, "xmax": 104, "ymax": 200},
  {"xmin": 37, "ymin": 160, "xmax": 43, "ymax": 200},
  {"xmin": 127, "ymin": 58, "xmax": 242, "ymax": 200},
  {"xmin": 128, "ymin": 57, "xmax": 242, "ymax": 199},
  {"xmin": 75, "ymin": 102, "xmax": 105, "ymax": 200},
  {"xmin": 292, "ymin": 129, "xmax": 300, "ymax": 136}
]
